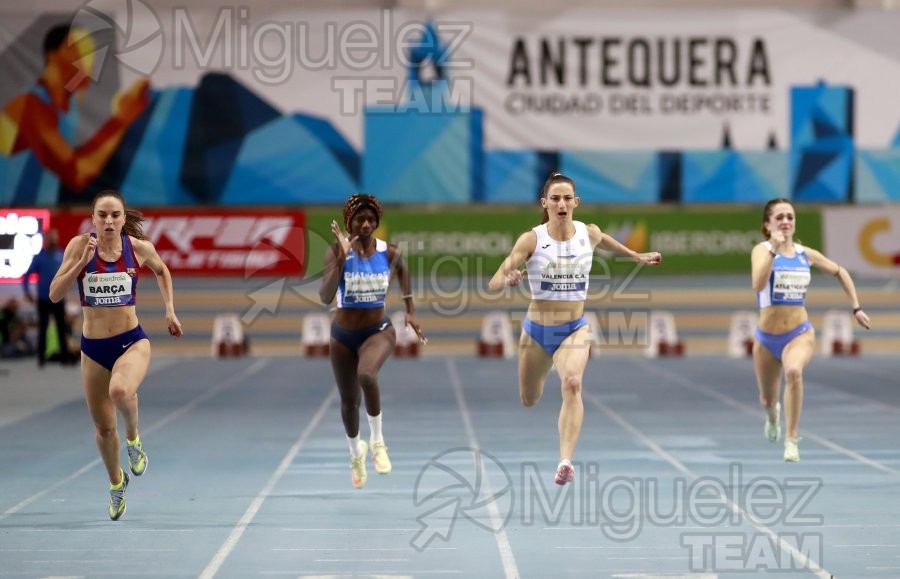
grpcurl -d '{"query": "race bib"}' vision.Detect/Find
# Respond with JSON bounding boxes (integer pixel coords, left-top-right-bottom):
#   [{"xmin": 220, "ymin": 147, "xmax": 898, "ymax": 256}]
[
  {"xmin": 82, "ymin": 272, "xmax": 134, "ymax": 306},
  {"xmin": 537, "ymin": 259, "xmax": 589, "ymax": 293},
  {"xmin": 342, "ymin": 271, "xmax": 389, "ymax": 305},
  {"xmin": 772, "ymin": 270, "xmax": 810, "ymax": 303}
]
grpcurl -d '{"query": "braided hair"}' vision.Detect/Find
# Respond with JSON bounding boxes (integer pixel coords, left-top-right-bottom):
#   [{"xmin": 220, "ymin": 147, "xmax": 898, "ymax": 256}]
[{"xmin": 342, "ymin": 193, "xmax": 384, "ymax": 231}]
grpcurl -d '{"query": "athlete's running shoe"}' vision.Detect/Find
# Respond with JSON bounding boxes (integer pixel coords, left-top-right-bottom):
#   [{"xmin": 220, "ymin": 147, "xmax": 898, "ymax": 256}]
[
  {"xmin": 127, "ymin": 438, "xmax": 149, "ymax": 476},
  {"xmin": 555, "ymin": 459, "xmax": 575, "ymax": 485},
  {"xmin": 371, "ymin": 442, "xmax": 392, "ymax": 475},
  {"xmin": 783, "ymin": 437, "xmax": 800, "ymax": 462},
  {"xmin": 109, "ymin": 469, "xmax": 130, "ymax": 521},
  {"xmin": 351, "ymin": 441, "xmax": 368, "ymax": 489}
]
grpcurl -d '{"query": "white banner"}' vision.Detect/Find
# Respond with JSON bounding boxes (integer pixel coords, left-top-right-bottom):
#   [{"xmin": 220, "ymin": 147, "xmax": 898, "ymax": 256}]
[
  {"xmin": 451, "ymin": 10, "xmax": 900, "ymax": 150},
  {"xmin": 6, "ymin": 8, "xmax": 900, "ymax": 151},
  {"xmin": 823, "ymin": 207, "xmax": 900, "ymax": 277}
]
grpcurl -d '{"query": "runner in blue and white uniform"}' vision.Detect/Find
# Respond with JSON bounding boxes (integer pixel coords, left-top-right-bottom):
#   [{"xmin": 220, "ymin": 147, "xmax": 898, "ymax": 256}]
[
  {"xmin": 752, "ymin": 198, "xmax": 870, "ymax": 462},
  {"xmin": 319, "ymin": 194, "xmax": 426, "ymax": 489},
  {"xmin": 489, "ymin": 173, "xmax": 662, "ymax": 485}
]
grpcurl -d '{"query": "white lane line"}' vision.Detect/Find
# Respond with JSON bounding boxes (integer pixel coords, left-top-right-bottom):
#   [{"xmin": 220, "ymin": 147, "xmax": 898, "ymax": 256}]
[
  {"xmin": 446, "ymin": 358, "xmax": 520, "ymax": 579},
  {"xmin": 2, "ymin": 548, "xmax": 175, "ymax": 552},
  {"xmin": 272, "ymin": 547, "xmax": 456, "ymax": 551},
  {"xmin": 198, "ymin": 387, "xmax": 336, "ymax": 579},
  {"xmin": 16, "ymin": 528, "xmax": 194, "ymax": 536},
  {"xmin": 0, "ymin": 359, "xmax": 270, "ymax": 522},
  {"xmin": 584, "ymin": 390, "xmax": 834, "ymax": 579},
  {"xmin": 282, "ymin": 528, "xmax": 419, "ymax": 532},
  {"xmin": 634, "ymin": 359, "xmax": 900, "ymax": 478}
]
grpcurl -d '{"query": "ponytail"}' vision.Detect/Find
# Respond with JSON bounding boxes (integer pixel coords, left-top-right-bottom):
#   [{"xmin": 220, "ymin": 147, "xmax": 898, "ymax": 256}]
[{"xmin": 124, "ymin": 209, "xmax": 147, "ymax": 240}]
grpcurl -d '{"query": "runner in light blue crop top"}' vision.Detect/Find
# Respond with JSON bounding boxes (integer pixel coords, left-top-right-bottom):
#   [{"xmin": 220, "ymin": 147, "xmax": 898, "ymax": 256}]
[
  {"xmin": 757, "ymin": 240, "xmax": 811, "ymax": 308},
  {"xmin": 751, "ymin": 198, "xmax": 871, "ymax": 463}
]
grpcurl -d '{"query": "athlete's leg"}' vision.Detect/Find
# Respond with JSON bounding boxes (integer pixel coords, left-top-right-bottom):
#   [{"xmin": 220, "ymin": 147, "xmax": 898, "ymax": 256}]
[
  {"xmin": 109, "ymin": 339, "xmax": 151, "ymax": 441},
  {"xmin": 753, "ymin": 339, "xmax": 783, "ymax": 423},
  {"xmin": 518, "ymin": 329, "xmax": 553, "ymax": 407},
  {"xmin": 81, "ymin": 356, "xmax": 121, "ymax": 485},
  {"xmin": 552, "ymin": 326, "xmax": 591, "ymax": 462},
  {"xmin": 357, "ymin": 327, "xmax": 396, "ymax": 475},
  {"xmin": 330, "ymin": 338, "xmax": 361, "ymax": 437},
  {"xmin": 356, "ymin": 326, "xmax": 396, "ymax": 418},
  {"xmin": 780, "ymin": 329, "xmax": 816, "ymax": 440}
]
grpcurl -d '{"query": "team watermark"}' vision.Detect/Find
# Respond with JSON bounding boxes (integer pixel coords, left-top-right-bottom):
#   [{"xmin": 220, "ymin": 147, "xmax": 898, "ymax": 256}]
[
  {"xmin": 412, "ymin": 452, "xmax": 825, "ymax": 573},
  {"xmin": 71, "ymin": 2, "xmax": 474, "ymax": 112}
]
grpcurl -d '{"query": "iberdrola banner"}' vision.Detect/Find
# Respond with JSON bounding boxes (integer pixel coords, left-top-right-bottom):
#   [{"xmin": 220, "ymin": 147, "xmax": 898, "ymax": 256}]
[{"xmin": 2, "ymin": 7, "xmax": 900, "ymax": 206}]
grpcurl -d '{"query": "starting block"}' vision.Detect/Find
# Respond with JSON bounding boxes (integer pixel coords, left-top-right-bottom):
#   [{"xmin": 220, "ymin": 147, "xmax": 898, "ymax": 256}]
[
  {"xmin": 478, "ymin": 311, "xmax": 516, "ymax": 358},
  {"xmin": 391, "ymin": 311, "xmax": 420, "ymax": 357},
  {"xmin": 302, "ymin": 313, "xmax": 331, "ymax": 357},
  {"xmin": 645, "ymin": 310, "xmax": 684, "ymax": 358},
  {"xmin": 728, "ymin": 311, "xmax": 757, "ymax": 358},
  {"xmin": 820, "ymin": 309, "xmax": 860, "ymax": 357},
  {"xmin": 212, "ymin": 313, "xmax": 247, "ymax": 357}
]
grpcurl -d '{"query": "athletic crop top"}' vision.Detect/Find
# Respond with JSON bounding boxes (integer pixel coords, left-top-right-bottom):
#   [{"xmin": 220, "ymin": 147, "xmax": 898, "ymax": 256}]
[
  {"xmin": 336, "ymin": 238, "xmax": 391, "ymax": 309},
  {"xmin": 78, "ymin": 234, "xmax": 139, "ymax": 307},
  {"xmin": 526, "ymin": 221, "xmax": 593, "ymax": 302},
  {"xmin": 757, "ymin": 241, "xmax": 811, "ymax": 308}
]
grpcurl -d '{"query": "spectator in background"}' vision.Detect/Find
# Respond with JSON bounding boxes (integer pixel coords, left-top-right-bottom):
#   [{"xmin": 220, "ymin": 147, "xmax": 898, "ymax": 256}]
[
  {"xmin": 0, "ymin": 298, "xmax": 35, "ymax": 359},
  {"xmin": 23, "ymin": 229, "xmax": 74, "ymax": 367}
]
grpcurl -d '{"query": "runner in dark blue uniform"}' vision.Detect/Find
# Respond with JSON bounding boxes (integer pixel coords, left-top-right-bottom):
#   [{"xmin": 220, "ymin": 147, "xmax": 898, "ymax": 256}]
[
  {"xmin": 50, "ymin": 190, "xmax": 182, "ymax": 519},
  {"xmin": 319, "ymin": 194, "xmax": 426, "ymax": 489}
]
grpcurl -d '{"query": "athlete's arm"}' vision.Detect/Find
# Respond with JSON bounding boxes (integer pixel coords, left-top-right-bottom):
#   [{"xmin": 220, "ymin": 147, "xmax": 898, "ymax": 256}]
[
  {"xmin": 489, "ymin": 231, "xmax": 536, "ymax": 291},
  {"xmin": 133, "ymin": 237, "xmax": 183, "ymax": 337},
  {"xmin": 805, "ymin": 247, "xmax": 870, "ymax": 329},
  {"xmin": 750, "ymin": 242, "xmax": 776, "ymax": 293},
  {"xmin": 49, "ymin": 234, "xmax": 92, "ymax": 303},
  {"xmin": 590, "ymin": 224, "xmax": 662, "ymax": 265},
  {"xmin": 388, "ymin": 244, "xmax": 426, "ymax": 343}
]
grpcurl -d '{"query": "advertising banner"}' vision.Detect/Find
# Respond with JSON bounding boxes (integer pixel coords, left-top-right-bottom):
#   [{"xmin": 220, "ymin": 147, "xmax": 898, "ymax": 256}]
[
  {"xmin": 4, "ymin": 8, "xmax": 900, "ymax": 204},
  {"xmin": 53, "ymin": 209, "xmax": 307, "ymax": 277},
  {"xmin": 0, "ymin": 209, "xmax": 51, "ymax": 283},
  {"xmin": 304, "ymin": 207, "xmax": 822, "ymax": 276},
  {"xmin": 823, "ymin": 207, "xmax": 900, "ymax": 277}
]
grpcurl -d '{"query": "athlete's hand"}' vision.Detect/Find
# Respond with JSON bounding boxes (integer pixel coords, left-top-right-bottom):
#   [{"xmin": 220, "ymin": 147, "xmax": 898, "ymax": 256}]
[
  {"xmin": 331, "ymin": 220, "xmax": 357, "ymax": 260},
  {"xmin": 506, "ymin": 269, "xmax": 524, "ymax": 286},
  {"xmin": 406, "ymin": 313, "xmax": 427, "ymax": 344},
  {"xmin": 854, "ymin": 308, "xmax": 871, "ymax": 330},
  {"xmin": 80, "ymin": 235, "xmax": 98, "ymax": 267},
  {"xmin": 166, "ymin": 312, "xmax": 183, "ymax": 338},
  {"xmin": 769, "ymin": 231, "xmax": 787, "ymax": 252},
  {"xmin": 635, "ymin": 251, "xmax": 662, "ymax": 266}
]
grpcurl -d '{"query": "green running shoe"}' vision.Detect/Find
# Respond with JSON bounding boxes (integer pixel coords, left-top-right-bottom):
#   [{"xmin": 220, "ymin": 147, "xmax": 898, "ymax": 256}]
[{"xmin": 109, "ymin": 469, "xmax": 130, "ymax": 521}]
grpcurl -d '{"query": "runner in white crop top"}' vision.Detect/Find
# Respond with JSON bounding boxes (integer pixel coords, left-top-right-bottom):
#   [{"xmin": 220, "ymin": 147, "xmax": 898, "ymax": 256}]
[{"xmin": 489, "ymin": 172, "xmax": 662, "ymax": 486}]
